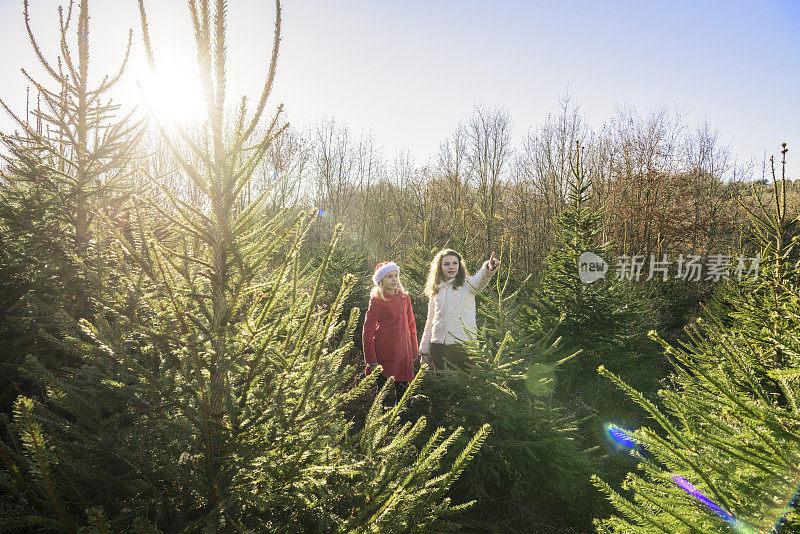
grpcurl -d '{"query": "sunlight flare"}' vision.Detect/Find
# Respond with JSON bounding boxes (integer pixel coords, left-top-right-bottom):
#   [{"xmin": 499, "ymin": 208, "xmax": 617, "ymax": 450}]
[{"xmin": 138, "ymin": 64, "xmax": 206, "ymax": 126}]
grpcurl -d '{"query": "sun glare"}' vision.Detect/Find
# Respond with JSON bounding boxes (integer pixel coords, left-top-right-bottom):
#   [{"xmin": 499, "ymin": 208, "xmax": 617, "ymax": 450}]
[{"xmin": 138, "ymin": 65, "xmax": 207, "ymax": 126}]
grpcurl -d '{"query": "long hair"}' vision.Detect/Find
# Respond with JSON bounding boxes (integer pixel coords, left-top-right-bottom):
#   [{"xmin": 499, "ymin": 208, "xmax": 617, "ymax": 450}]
[
  {"xmin": 424, "ymin": 248, "xmax": 470, "ymax": 297},
  {"xmin": 370, "ymin": 277, "xmax": 408, "ymax": 301}
]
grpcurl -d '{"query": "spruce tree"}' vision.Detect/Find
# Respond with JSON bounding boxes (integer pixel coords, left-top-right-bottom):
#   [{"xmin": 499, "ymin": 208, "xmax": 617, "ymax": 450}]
[
  {"xmin": 0, "ymin": 0, "xmax": 141, "ymax": 412},
  {"xmin": 535, "ymin": 141, "xmax": 658, "ymax": 404},
  {"xmin": 593, "ymin": 146, "xmax": 800, "ymax": 533},
  {"xmin": 526, "ymin": 141, "xmax": 667, "ymax": 527},
  {"xmin": 0, "ymin": 1, "xmax": 490, "ymax": 531}
]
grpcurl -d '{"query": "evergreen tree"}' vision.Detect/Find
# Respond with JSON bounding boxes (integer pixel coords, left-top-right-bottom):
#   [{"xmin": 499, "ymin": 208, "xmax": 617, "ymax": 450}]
[
  {"xmin": 593, "ymin": 146, "xmax": 800, "ymax": 533},
  {"xmin": 525, "ymin": 141, "xmax": 667, "ymax": 527},
  {"xmin": 535, "ymin": 141, "xmax": 659, "ymax": 404},
  {"xmin": 0, "ymin": 1, "xmax": 490, "ymax": 531},
  {"xmin": 0, "ymin": 0, "xmax": 141, "ymax": 412}
]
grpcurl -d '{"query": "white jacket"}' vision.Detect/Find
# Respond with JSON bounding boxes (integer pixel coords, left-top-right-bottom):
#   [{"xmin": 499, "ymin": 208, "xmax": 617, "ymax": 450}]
[{"xmin": 419, "ymin": 262, "xmax": 496, "ymax": 354}]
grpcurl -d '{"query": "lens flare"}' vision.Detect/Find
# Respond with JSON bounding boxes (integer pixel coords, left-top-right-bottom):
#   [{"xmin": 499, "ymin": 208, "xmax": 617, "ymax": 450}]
[
  {"xmin": 671, "ymin": 475, "xmax": 739, "ymax": 524},
  {"xmin": 606, "ymin": 424, "xmax": 753, "ymax": 531},
  {"xmin": 769, "ymin": 479, "xmax": 800, "ymax": 533},
  {"xmin": 607, "ymin": 424, "xmax": 636, "ymax": 448},
  {"xmin": 525, "ymin": 363, "xmax": 556, "ymax": 396}
]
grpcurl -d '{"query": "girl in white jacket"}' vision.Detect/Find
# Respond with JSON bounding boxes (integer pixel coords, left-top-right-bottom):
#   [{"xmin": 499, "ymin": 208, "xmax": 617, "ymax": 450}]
[{"xmin": 419, "ymin": 248, "xmax": 500, "ymax": 371}]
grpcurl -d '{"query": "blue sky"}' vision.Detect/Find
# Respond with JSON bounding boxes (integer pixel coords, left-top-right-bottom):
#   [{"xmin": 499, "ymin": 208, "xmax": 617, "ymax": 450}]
[{"xmin": 1, "ymin": 0, "xmax": 798, "ymax": 178}]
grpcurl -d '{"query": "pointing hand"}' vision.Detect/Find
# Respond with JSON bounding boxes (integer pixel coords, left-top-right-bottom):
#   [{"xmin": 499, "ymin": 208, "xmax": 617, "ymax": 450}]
[{"xmin": 487, "ymin": 252, "xmax": 500, "ymax": 271}]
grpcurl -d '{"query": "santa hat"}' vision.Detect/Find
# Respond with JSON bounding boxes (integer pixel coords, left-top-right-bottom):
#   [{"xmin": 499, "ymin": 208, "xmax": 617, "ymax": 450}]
[{"xmin": 372, "ymin": 261, "xmax": 399, "ymax": 285}]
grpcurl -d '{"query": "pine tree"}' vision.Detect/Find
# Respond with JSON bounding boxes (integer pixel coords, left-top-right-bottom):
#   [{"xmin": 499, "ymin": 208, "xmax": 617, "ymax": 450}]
[
  {"xmin": 0, "ymin": 0, "xmax": 141, "ymax": 412},
  {"xmin": 593, "ymin": 145, "xmax": 800, "ymax": 533},
  {"xmin": 526, "ymin": 141, "xmax": 668, "ymax": 527},
  {"xmin": 0, "ymin": 1, "xmax": 490, "ymax": 531},
  {"xmin": 535, "ymin": 141, "xmax": 658, "ymax": 403}
]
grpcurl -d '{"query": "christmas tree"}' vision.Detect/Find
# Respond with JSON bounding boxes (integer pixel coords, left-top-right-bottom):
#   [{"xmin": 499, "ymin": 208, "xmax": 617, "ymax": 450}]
[
  {"xmin": 0, "ymin": 0, "xmax": 141, "ymax": 413},
  {"xmin": 593, "ymin": 145, "xmax": 800, "ymax": 533},
  {"xmin": 534, "ymin": 141, "xmax": 659, "ymax": 404},
  {"xmin": 0, "ymin": 1, "xmax": 489, "ymax": 530},
  {"xmin": 419, "ymin": 238, "xmax": 594, "ymax": 532}
]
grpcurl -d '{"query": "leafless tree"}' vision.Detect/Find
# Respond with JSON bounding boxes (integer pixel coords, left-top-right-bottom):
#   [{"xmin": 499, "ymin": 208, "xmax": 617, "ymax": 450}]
[
  {"xmin": 605, "ymin": 104, "xmax": 685, "ymax": 257},
  {"xmin": 678, "ymin": 120, "xmax": 736, "ymax": 252},
  {"xmin": 308, "ymin": 117, "xmax": 358, "ymax": 228},
  {"xmin": 467, "ymin": 105, "xmax": 512, "ymax": 255},
  {"xmin": 434, "ymin": 123, "xmax": 475, "ymax": 252},
  {"xmin": 256, "ymin": 121, "xmax": 309, "ymax": 214}
]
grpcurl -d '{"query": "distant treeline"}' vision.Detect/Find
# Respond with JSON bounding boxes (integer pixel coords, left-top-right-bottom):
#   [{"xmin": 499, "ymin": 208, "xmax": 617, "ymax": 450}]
[{"xmin": 135, "ymin": 96, "xmax": 799, "ymax": 276}]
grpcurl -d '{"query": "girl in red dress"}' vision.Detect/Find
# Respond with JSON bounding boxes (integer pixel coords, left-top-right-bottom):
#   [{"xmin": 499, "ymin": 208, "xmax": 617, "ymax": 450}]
[{"xmin": 362, "ymin": 261, "xmax": 418, "ymax": 404}]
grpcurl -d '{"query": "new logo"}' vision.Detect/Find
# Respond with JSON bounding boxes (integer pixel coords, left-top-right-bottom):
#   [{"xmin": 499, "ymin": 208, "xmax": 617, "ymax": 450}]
[{"xmin": 578, "ymin": 252, "xmax": 608, "ymax": 283}]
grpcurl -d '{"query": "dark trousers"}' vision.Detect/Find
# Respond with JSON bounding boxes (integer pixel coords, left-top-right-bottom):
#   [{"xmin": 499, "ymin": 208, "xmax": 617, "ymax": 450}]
[
  {"xmin": 376, "ymin": 374, "xmax": 410, "ymax": 406},
  {"xmin": 429, "ymin": 343, "xmax": 471, "ymax": 371}
]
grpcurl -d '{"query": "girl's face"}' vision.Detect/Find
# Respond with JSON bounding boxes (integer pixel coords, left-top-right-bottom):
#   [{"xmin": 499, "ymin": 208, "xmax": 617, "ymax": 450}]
[
  {"xmin": 382, "ymin": 270, "xmax": 400, "ymax": 293},
  {"xmin": 440, "ymin": 255, "xmax": 460, "ymax": 281}
]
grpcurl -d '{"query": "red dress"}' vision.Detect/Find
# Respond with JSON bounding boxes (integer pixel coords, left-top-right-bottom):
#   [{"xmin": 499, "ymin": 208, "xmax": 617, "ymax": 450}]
[{"xmin": 362, "ymin": 291, "xmax": 419, "ymax": 382}]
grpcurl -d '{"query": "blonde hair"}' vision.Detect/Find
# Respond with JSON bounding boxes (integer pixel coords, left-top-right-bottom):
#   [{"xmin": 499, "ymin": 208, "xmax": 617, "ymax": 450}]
[
  {"xmin": 370, "ymin": 277, "xmax": 407, "ymax": 301},
  {"xmin": 424, "ymin": 248, "xmax": 470, "ymax": 297}
]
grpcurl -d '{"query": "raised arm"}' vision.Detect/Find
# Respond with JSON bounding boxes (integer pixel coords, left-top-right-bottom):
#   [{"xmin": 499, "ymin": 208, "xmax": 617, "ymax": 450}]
[{"xmin": 466, "ymin": 252, "xmax": 500, "ymax": 293}]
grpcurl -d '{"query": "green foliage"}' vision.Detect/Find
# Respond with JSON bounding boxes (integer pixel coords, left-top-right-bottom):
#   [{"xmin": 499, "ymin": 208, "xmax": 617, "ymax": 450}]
[
  {"xmin": 310, "ymin": 240, "xmax": 373, "ymax": 374},
  {"xmin": 0, "ymin": 1, "xmax": 489, "ymax": 531},
  {"xmin": 344, "ymin": 369, "xmax": 491, "ymax": 532},
  {"xmin": 0, "ymin": 0, "xmax": 141, "ymax": 412},
  {"xmin": 521, "ymin": 142, "xmax": 671, "ymax": 529},
  {"xmin": 535, "ymin": 142, "xmax": 660, "ymax": 402},
  {"xmin": 420, "ymin": 241, "xmax": 594, "ymax": 532},
  {"xmin": 593, "ymin": 147, "xmax": 800, "ymax": 533},
  {"xmin": 0, "ymin": 230, "xmax": 488, "ymax": 531},
  {"xmin": 4, "ymin": 1, "xmax": 790, "ymax": 533}
]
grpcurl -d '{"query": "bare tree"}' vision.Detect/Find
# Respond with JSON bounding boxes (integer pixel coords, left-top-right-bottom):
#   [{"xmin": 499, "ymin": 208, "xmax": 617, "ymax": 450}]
[
  {"xmin": 353, "ymin": 131, "xmax": 381, "ymax": 249},
  {"xmin": 531, "ymin": 95, "xmax": 587, "ymax": 222},
  {"xmin": 506, "ymin": 153, "xmax": 542, "ymax": 272},
  {"xmin": 679, "ymin": 120, "xmax": 735, "ymax": 252},
  {"xmin": 309, "ymin": 117, "xmax": 358, "ymax": 228},
  {"xmin": 605, "ymin": 104, "xmax": 685, "ymax": 257},
  {"xmin": 258, "ymin": 121, "xmax": 308, "ymax": 213},
  {"xmin": 510, "ymin": 95, "xmax": 589, "ymax": 270},
  {"xmin": 467, "ymin": 105, "xmax": 512, "ymax": 255},
  {"xmin": 434, "ymin": 123, "xmax": 475, "ymax": 252},
  {"xmin": 386, "ymin": 150, "xmax": 417, "ymax": 255}
]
